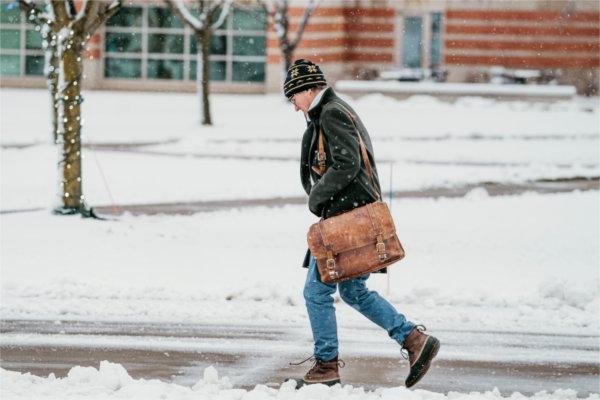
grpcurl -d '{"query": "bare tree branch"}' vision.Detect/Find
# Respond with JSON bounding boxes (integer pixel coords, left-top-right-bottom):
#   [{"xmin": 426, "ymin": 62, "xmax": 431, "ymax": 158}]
[
  {"xmin": 210, "ymin": 0, "xmax": 232, "ymax": 32},
  {"xmin": 166, "ymin": 0, "xmax": 233, "ymax": 33},
  {"xmin": 71, "ymin": 0, "xmax": 100, "ymax": 33},
  {"xmin": 163, "ymin": 0, "xmax": 234, "ymax": 125},
  {"xmin": 18, "ymin": 0, "xmax": 50, "ymax": 25},
  {"xmin": 260, "ymin": 0, "xmax": 289, "ymax": 45},
  {"xmin": 51, "ymin": 0, "xmax": 71, "ymax": 26},
  {"xmin": 290, "ymin": 0, "xmax": 319, "ymax": 48},
  {"xmin": 165, "ymin": 0, "xmax": 204, "ymax": 31},
  {"xmin": 77, "ymin": 0, "xmax": 96, "ymax": 21},
  {"xmin": 208, "ymin": 0, "xmax": 220, "ymax": 15},
  {"xmin": 83, "ymin": 0, "xmax": 122, "ymax": 36},
  {"xmin": 66, "ymin": 0, "xmax": 76, "ymax": 19},
  {"xmin": 259, "ymin": 0, "xmax": 320, "ymax": 70}
]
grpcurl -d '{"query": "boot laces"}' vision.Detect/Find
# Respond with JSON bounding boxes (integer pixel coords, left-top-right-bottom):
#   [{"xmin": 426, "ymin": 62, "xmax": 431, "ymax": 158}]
[
  {"xmin": 289, "ymin": 355, "xmax": 345, "ymax": 368},
  {"xmin": 289, "ymin": 355, "xmax": 315, "ymax": 366},
  {"xmin": 400, "ymin": 348, "xmax": 409, "ymax": 360}
]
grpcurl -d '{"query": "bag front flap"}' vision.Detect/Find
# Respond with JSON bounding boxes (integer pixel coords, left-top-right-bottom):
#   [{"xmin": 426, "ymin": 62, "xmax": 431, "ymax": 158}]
[{"xmin": 307, "ymin": 202, "xmax": 397, "ymax": 258}]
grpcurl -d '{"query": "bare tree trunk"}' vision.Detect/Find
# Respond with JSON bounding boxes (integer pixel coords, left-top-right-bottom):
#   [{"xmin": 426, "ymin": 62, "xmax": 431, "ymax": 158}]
[
  {"xmin": 19, "ymin": 0, "xmax": 120, "ymax": 217},
  {"xmin": 46, "ymin": 38, "xmax": 60, "ymax": 144},
  {"xmin": 264, "ymin": 0, "xmax": 319, "ymax": 80},
  {"xmin": 199, "ymin": 27, "xmax": 212, "ymax": 126},
  {"xmin": 18, "ymin": 1, "xmax": 61, "ymax": 143},
  {"xmin": 59, "ymin": 35, "xmax": 84, "ymax": 210},
  {"xmin": 283, "ymin": 47, "xmax": 292, "ymax": 75},
  {"xmin": 195, "ymin": 45, "xmax": 203, "ymax": 125},
  {"xmin": 166, "ymin": 0, "xmax": 232, "ymax": 127}
]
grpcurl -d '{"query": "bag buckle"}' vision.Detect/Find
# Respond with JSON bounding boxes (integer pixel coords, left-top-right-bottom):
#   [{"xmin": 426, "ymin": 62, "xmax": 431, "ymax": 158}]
[
  {"xmin": 376, "ymin": 241, "xmax": 387, "ymax": 261},
  {"xmin": 327, "ymin": 258, "xmax": 335, "ymax": 269},
  {"xmin": 318, "ymin": 156, "xmax": 326, "ymax": 167},
  {"xmin": 326, "ymin": 258, "xmax": 338, "ymax": 279}
]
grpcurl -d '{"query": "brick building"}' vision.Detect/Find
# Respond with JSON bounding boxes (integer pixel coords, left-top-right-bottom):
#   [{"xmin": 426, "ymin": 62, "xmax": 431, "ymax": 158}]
[{"xmin": 1, "ymin": 0, "xmax": 598, "ymax": 94}]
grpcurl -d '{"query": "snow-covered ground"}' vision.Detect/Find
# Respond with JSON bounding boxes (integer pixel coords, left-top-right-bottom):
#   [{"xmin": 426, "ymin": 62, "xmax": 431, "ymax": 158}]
[
  {"xmin": 2, "ymin": 89, "xmax": 598, "ymax": 144},
  {"xmin": 1, "ymin": 89, "xmax": 598, "ymax": 209},
  {"xmin": 3, "ymin": 362, "xmax": 598, "ymax": 400},
  {"xmin": 1, "ymin": 88, "xmax": 599, "ymax": 398},
  {"xmin": 1, "ymin": 192, "xmax": 598, "ymax": 335}
]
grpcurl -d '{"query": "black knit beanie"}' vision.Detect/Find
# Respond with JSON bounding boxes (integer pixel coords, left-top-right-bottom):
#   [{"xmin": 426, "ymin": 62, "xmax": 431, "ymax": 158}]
[{"xmin": 283, "ymin": 59, "xmax": 327, "ymax": 99}]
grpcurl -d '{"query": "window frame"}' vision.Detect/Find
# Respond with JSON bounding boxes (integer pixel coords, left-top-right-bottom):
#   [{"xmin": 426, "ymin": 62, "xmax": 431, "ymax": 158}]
[
  {"xmin": 103, "ymin": 4, "xmax": 266, "ymax": 83},
  {"xmin": 401, "ymin": 15, "xmax": 423, "ymax": 69},
  {"xmin": 396, "ymin": 10, "xmax": 444, "ymax": 70},
  {"xmin": 0, "ymin": 7, "xmax": 45, "ymax": 77}
]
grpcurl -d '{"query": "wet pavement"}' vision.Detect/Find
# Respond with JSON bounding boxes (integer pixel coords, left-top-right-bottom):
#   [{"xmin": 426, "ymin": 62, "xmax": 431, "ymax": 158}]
[
  {"xmin": 2, "ymin": 138, "xmax": 597, "ymax": 216},
  {"xmin": 91, "ymin": 177, "xmax": 598, "ymax": 216},
  {"xmin": 1, "ymin": 177, "xmax": 597, "ymax": 216},
  {"xmin": 1, "ymin": 320, "xmax": 598, "ymax": 396}
]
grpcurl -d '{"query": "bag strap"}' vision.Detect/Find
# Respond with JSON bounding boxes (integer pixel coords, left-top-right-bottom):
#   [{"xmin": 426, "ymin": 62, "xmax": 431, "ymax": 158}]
[
  {"xmin": 317, "ymin": 128, "xmax": 326, "ymax": 172},
  {"xmin": 366, "ymin": 202, "xmax": 388, "ymax": 260},
  {"xmin": 316, "ymin": 102, "xmax": 382, "ymax": 201},
  {"xmin": 317, "ymin": 220, "xmax": 339, "ymax": 280},
  {"xmin": 318, "ymin": 129, "xmax": 326, "ymax": 168}
]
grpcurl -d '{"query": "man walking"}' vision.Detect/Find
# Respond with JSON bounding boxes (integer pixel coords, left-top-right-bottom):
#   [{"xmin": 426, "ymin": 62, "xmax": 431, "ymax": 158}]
[{"xmin": 284, "ymin": 59, "xmax": 440, "ymax": 389}]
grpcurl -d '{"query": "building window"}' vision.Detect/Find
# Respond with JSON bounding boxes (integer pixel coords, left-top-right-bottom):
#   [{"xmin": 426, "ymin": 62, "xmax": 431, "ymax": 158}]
[
  {"xmin": 401, "ymin": 12, "xmax": 443, "ymax": 70},
  {"xmin": 430, "ymin": 12, "xmax": 443, "ymax": 68},
  {"xmin": 104, "ymin": 5, "xmax": 266, "ymax": 83},
  {"xmin": 402, "ymin": 17, "xmax": 422, "ymax": 69},
  {"xmin": 0, "ymin": 2, "xmax": 45, "ymax": 77}
]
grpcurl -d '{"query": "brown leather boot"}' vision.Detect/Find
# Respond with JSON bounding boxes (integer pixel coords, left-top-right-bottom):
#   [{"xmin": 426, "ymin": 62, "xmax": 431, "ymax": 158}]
[
  {"xmin": 402, "ymin": 325, "xmax": 440, "ymax": 388},
  {"xmin": 291, "ymin": 356, "xmax": 343, "ymax": 388}
]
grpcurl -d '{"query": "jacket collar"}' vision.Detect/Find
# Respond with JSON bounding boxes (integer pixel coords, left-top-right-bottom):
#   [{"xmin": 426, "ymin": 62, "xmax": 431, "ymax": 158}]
[
  {"xmin": 307, "ymin": 87, "xmax": 336, "ymax": 121},
  {"xmin": 308, "ymin": 88, "xmax": 327, "ymax": 112}
]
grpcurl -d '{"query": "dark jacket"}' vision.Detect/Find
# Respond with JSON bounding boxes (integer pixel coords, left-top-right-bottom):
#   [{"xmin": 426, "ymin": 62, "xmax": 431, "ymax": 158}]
[{"xmin": 300, "ymin": 87, "xmax": 382, "ymax": 268}]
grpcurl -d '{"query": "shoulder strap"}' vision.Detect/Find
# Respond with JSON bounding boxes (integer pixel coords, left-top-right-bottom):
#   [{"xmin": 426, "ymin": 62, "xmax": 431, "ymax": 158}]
[
  {"xmin": 318, "ymin": 128, "xmax": 326, "ymax": 170},
  {"xmin": 329, "ymin": 102, "xmax": 382, "ymax": 200},
  {"xmin": 311, "ymin": 127, "xmax": 327, "ymax": 176}
]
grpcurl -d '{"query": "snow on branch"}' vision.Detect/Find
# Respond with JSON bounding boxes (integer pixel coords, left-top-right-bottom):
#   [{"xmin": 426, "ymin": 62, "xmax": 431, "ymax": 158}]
[
  {"xmin": 210, "ymin": 0, "xmax": 233, "ymax": 32},
  {"xmin": 165, "ymin": 0, "xmax": 205, "ymax": 31},
  {"xmin": 50, "ymin": 0, "xmax": 71, "ymax": 26},
  {"xmin": 66, "ymin": 0, "xmax": 76, "ymax": 19},
  {"xmin": 290, "ymin": 0, "xmax": 320, "ymax": 48},
  {"xmin": 260, "ymin": 0, "xmax": 321, "ymax": 51},
  {"xmin": 17, "ymin": 0, "xmax": 50, "ymax": 25},
  {"xmin": 79, "ymin": 0, "xmax": 122, "ymax": 36},
  {"xmin": 165, "ymin": 0, "xmax": 232, "ymax": 33}
]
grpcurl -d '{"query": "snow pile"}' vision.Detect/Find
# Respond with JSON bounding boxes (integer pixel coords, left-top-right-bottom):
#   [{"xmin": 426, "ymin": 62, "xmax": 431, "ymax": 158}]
[
  {"xmin": 354, "ymin": 93, "xmax": 598, "ymax": 139},
  {"xmin": 2, "ymin": 363, "xmax": 597, "ymax": 400}
]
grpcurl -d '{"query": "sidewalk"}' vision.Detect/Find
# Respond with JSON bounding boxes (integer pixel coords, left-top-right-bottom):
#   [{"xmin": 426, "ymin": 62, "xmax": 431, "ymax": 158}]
[
  {"xmin": 1, "ymin": 177, "xmax": 597, "ymax": 216},
  {"xmin": 1, "ymin": 319, "xmax": 598, "ymax": 395}
]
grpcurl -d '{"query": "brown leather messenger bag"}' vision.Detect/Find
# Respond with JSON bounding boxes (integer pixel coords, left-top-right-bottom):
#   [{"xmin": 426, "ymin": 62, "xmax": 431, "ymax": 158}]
[{"xmin": 307, "ymin": 103, "xmax": 405, "ymax": 284}]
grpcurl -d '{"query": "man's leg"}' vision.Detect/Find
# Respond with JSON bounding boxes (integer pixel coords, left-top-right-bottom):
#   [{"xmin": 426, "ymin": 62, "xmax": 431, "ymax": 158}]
[
  {"xmin": 295, "ymin": 255, "xmax": 342, "ymax": 388},
  {"xmin": 338, "ymin": 274, "xmax": 414, "ymax": 344},
  {"xmin": 303, "ymin": 255, "xmax": 339, "ymax": 361},
  {"xmin": 338, "ymin": 274, "xmax": 439, "ymax": 388}
]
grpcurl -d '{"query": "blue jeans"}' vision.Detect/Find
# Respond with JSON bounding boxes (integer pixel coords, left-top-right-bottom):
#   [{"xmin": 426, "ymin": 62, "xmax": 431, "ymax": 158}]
[{"xmin": 303, "ymin": 254, "xmax": 415, "ymax": 361}]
